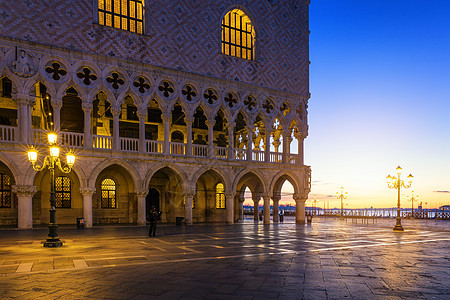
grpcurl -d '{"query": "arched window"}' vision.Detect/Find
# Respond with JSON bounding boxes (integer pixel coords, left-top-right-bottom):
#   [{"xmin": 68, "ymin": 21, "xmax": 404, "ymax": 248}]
[
  {"xmin": 0, "ymin": 173, "xmax": 11, "ymax": 208},
  {"xmin": 215, "ymin": 183, "xmax": 225, "ymax": 209},
  {"xmin": 101, "ymin": 178, "xmax": 117, "ymax": 209},
  {"xmin": 221, "ymin": 9, "xmax": 255, "ymax": 60},
  {"xmin": 55, "ymin": 176, "xmax": 71, "ymax": 208},
  {"xmin": 98, "ymin": 0, "xmax": 144, "ymax": 34}
]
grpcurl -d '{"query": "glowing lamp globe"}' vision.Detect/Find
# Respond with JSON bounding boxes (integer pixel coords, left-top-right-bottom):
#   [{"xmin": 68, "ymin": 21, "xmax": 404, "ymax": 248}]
[
  {"xmin": 49, "ymin": 145, "xmax": 60, "ymax": 158},
  {"xmin": 47, "ymin": 132, "xmax": 57, "ymax": 144},
  {"xmin": 66, "ymin": 151, "xmax": 75, "ymax": 167},
  {"xmin": 27, "ymin": 147, "xmax": 38, "ymax": 163}
]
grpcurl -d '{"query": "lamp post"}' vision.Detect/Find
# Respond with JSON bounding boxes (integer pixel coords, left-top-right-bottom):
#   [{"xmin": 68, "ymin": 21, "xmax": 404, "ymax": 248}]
[
  {"xmin": 312, "ymin": 195, "xmax": 319, "ymax": 216},
  {"xmin": 386, "ymin": 166, "xmax": 413, "ymax": 231},
  {"xmin": 27, "ymin": 132, "xmax": 75, "ymax": 247},
  {"xmin": 336, "ymin": 187, "xmax": 348, "ymax": 220},
  {"xmin": 407, "ymin": 191, "xmax": 419, "ymax": 219}
]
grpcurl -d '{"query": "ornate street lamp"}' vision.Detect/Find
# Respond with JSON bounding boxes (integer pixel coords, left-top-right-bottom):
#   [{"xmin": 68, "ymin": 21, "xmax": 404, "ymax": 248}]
[
  {"xmin": 28, "ymin": 132, "xmax": 75, "ymax": 247},
  {"xmin": 386, "ymin": 166, "xmax": 413, "ymax": 231},
  {"xmin": 407, "ymin": 191, "xmax": 419, "ymax": 219},
  {"xmin": 312, "ymin": 195, "xmax": 319, "ymax": 216},
  {"xmin": 336, "ymin": 187, "xmax": 348, "ymax": 220}
]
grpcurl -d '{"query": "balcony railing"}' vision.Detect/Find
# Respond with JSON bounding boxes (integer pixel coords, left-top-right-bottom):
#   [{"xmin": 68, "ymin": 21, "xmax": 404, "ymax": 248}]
[
  {"xmin": 234, "ymin": 148, "xmax": 247, "ymax": 160},
  {"xmin": 170, "ymin": 142, "xmax": 185, "ymax": 155},
  {"xmin": 60, "ymin": 131, "xmax": 84, "ymax": 148},
  {"xmin": 120, "ymin": 137, "xmax": 139, "ymax": 152},
  {"xmin": 147, "ymin": 140, "xmax": 163, "ymax": 154},
  {"xmin": 252, "ymin": 149, "xmax": 265, "ymax": 162},
  {"xmin": 3, "ymin": 130, "xmax": 300, "ymax": 164},
  {"xmin": 270, "ymin": 152, "xmax": 282, "ymax": 163},
  {"xmin": 214, "ymin": 146, "xmax": 228, "ymax": 159},
  {"xmin": 0, "ymin": 125, "xmax": 16, "ymax": 142},
  {"xmin": 93, "ymin": 135, "xmax": 112, "ymax": 149},
  {"xmin": 193, "ymin": 144, "xmax": 208, "ymax": 157}
]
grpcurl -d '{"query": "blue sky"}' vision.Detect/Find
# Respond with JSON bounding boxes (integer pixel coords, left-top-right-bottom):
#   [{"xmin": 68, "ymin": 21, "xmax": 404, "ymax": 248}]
[{"xmin": 304, "ymin": 0, "xmax": 450, "ymax": 208}]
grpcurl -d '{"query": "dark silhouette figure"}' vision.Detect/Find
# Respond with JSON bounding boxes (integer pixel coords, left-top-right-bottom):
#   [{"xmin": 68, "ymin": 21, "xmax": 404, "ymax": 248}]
[{"xmin": 148, "ymin": 206, "xmax": 159, "ymax": 237}]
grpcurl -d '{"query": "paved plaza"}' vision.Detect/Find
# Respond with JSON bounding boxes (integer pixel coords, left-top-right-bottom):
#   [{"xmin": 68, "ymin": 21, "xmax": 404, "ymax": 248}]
[{"xmin": 0, "ymin": 217, "xmax": 449, "ymax": 299}]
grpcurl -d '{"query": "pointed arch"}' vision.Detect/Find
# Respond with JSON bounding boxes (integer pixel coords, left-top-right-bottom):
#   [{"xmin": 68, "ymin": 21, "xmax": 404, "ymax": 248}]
[
  {"xmin": 142, "ymin": 161, "xmax": 189, "ymax": 191},
  {"xmin": 190, "ymin": 165, "xmax": 231, "ymax": 195},
  {"xmin": 88, "ymin": 157, "xmax": 140, "ymax": 189},
  {"xmin": 0, "ymin": 153, "xmax": 22, "ymax": 186},
  {"xmin": 269, "ymin": 170, "xmax": 301, "ymax": 197},
  {"xmin": 56, "ymin": 80, "xmax": 87, "ymax": 100},
  {"xmin": 232, "ymin": 167, "xmax": 268, "ymax": 195}
]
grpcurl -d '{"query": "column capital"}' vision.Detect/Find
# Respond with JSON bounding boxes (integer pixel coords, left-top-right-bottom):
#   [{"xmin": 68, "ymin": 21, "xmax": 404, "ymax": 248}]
[
  {"xmin": 205, "ymin": 120, "xmax": 215, "ymax": 128},
  {"xmin": 161, "ymin": 113, "xmax": 171, "ymax": 122},
  {"xmin": 80, "ymin": 187, "xmax": 96, "ymax": 196},
  {"xmin": 293, "ymin": 193, "xmax": 307, "ymax": 202},
  {"xmin": 135, "ymin": 189, "xmax": 148, "ymax": 197},
  {"xmin": 111, "ymin": 106, "xmax": 122, "ymax": 117},
  {"xmin": 261, "ymin": 194, "xmax": 271, "ymax": 201},
  {"xmin": 183, "ymin": 192, "xmax": 195, "ymax": 199},
  {"xmin": 185, "ymin": 116, "xmax": 194, "ymax": 124},
  {"xmin": 137, "ymin": 113, "xmax": 146, "ymax": 120},
  {"xmin": 272, "ymin": 195, "xmax": 281, "ymax": 202},
  {"xmin": 12, "ymin": 185, "xmax": 37, "ymax": 197},
  {"xmin": 228, "ymin": 122, "xmax": 236, "ymax": 129},
  {"xmin": 82, "ymin": 103, "xmax": 92, "ymax": 112},
  {"xmin": 246, "ymin": 124, "xmax": 255, "ymax": 131},
  {"xmin": 225, "ymin": 193, "xmax": 235, "ymax": 199}
]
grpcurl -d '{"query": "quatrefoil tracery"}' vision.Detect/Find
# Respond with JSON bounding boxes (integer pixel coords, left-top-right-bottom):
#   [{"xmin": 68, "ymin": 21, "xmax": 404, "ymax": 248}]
[
  {"xmin": 204, "ymin": 89, "xmax": 218, "ymax": 105},
  {"xmin": 76, "ymin": 67, "xmax": 97, "ymax": 85},
  {"xmin": 280, "ymin": 102, "xmax": 291, "ymax": 116},
  {"xmin": 224, "ymin": 93, "xmax": 237, "ymax": 108},
  {"xmin": 106, "ymin": 72, "xmax": 125, "ymax": 90},
  {"xmin": 45, "ymin": 62, "xmax": 67, "ymax": 81},
  {"xmin": 158, "ymin": 81, "xmax": 174, "ymax": 98},
  {"xmin": 182, "ymin": 85, "xmax": 197, "ymax": 102},
  {"xmin": 133, "ymin": 77, "xmax": 151, "ymax": 93},
  {"xmin": 262, "ymin": 99, "xmax": 274, "ymax": 114},
  {"xmin": 244, "ymin": 96, "xmax": 257, "ymax": 112}
]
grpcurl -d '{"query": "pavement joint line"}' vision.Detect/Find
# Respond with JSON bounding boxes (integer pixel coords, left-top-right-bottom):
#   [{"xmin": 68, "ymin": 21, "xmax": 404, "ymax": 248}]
[
  {"xmin": 16, "ymin": 262, "xmax": 33, "ymax": 273},
  {"xmin": 177, "ymin": 246, "xmax": 201, "ymax": 253},
  {"xmin": 139, "ymin": 241, "xmax": 168, "ymax": 252},
  {"xmin": 84, "ymin": 255, "xmax": 147, "ymax": 261},
  {"xmin": 72, "ymin": 259, "xmax": 88, "ymax": 269}
]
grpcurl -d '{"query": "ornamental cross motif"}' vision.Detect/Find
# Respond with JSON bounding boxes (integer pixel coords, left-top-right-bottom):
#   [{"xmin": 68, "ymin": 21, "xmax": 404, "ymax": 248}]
[
  {"xmin": 244, "ymin": 96, "xmax": 256, "ymax": 111},
  {"xmin": 182, "ymin": 85, "xmax": 197, "ymax": 101},
  {"xmin": 224, "ymin": 93, "xmax": 237, "ymax": 108},
  {"xmin": 273, "ymin": 119, "xmax": 280, "ymax": 130},
  {"xmin": 204, "ymin": 89, "xmax": 218, "ymax": 104},
  {"xmin": 76, "ymin": 67, "xmax": 97, "ymax": 85},
  {"xmin": 133, "ymin": 77, "xmax": 150, "ymax": 93},
  {"xmin": 263, "ymin": 100, "xmax": 274, "ymax": 114},
  {"xmin": 158, "ymin": 81, "xmax": 174, "ymax": 97},
  {"xmin": 106, "ymin": 72, "xmax": 125, "ymax": 89},
  {"xmin": 45, "ymin": 62, "xmax": 67, "ymax": 80},
  {"xmin": 280, "ymin": 102, "xmax": 290, "ymax": 116}
]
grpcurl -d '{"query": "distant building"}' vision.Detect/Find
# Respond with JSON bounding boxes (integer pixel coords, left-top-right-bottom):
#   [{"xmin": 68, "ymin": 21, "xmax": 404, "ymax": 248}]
[{"xmin": 0, "ymin": 0, "xmax": 311, "ymax": 228}]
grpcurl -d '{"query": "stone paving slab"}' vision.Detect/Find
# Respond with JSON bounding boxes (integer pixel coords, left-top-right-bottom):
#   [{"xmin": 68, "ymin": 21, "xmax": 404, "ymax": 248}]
[{"xmin": 0, "ymin": 217, "xmax": 449, "ymax": 299}]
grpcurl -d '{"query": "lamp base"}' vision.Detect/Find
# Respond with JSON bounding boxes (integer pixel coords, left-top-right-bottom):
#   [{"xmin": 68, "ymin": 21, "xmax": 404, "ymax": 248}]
[
  {"xmin": 393, "ymin": 224, "xmax": 404, "ymax": 231},
  {"xmin": 43, "ymin": 238, "xmax": 63, "ymax": 247}
]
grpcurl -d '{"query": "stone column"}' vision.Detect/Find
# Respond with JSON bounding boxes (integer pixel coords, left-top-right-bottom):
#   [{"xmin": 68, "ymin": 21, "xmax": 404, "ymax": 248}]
[
  {"xmin": 112, "ymin": 107, "xmax": 121, "ymax": 151},
  {"xmin": 265, "ymin": 130, "xmax": 271, "ymax": 162},
  {"xmin": 225, "ymin": 193, "xmax": 235, "ymax": 224},
  {"xmin": 246, "ymin": 125, "xmax": 254, "ymax": 161},
  {"xmin": 185, "ymin": 116, "xmax": 193, "ymax": 156},
  {"xmin": 295, "ymin": 133, "xmax": 305, "ymax": 166},
  {"xmin": 12, "ymin": 185, "xmax": 37, "ymax": 229},
  {"xmin": 263, "ymin": 194, "xmax": 271, "ymax": 224},
  {"xmin": 52, "ymin": 101, "xmax": 62, "ymax": 132},
  {"xmin": 252, "ymin": 195, "xmax": 260, "ymax": 221},
  {"xmin": 162, "ymin": 113, "xmax": 171, "ymax": 155},
  {"xmin": 294, "ymin": 194, "xmax": 307, "ymax": 224},
  {"xmin": 80, "ymin": 187, "xmax": 95, "ymax": 228},
  {"xmin": 82, "ymin": 103, "xmax": 92, "ymax": 148},
  {"xmin": 282, "ymin": 129, "xmax": 289, "ymax": 164},
  {"xmin": 227, "ymin": 122, "xmax": 235, "ymax": 159},
  {"xmin": 206, "ymin": 120, "xmax": 215, "ymax": 158},
  {"xmin": 272, "ymin": 196, "xmax": 280, "ymax": 223},
  {"xmin": 136, "ymin": 189, "xmax": 147, "ymax": 226},
  {"xmin": 239, "ymin": 194, "xmax": 245, "ymax": 221},
  {"xmin": 16, "ymin": 97, "xmax": 33, "ymax": 143},
  {"xmin": 138, "ymin": 113, "xmax": 146, "ymax": 153},
  {"xmin": 184, "ymin": 193, "xmax": 194, "ymax": 225}
]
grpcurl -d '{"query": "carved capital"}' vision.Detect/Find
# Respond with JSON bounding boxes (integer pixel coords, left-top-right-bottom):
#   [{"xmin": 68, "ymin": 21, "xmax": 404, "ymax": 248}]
[
  {"xmin": 80, "ymin": 187, "xmax": 96, "ymax": 196},
  {"xmin": 161, "ymin": 113, "xmax": 172, "ymax": 122},
  {"xmin": 12, "ymin": 185, "xmax": 37, "ymax": 197},
  {"xmin": 205, "ymin": 120, "xmax": 216, "ymax": 128},
  {"xmin": 135, "ymin": 189, "xmax": 148, "ymax": 198}
]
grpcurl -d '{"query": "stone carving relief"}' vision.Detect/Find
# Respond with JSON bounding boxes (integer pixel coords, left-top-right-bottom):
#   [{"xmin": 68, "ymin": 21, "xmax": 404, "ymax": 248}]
[{"xmin": 9, "ymin": 50, "xmax": 37, "ymax": 78}]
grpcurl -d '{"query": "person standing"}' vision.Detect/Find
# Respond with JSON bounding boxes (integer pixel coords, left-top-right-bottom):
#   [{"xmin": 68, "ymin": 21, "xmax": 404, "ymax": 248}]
[{"xmin": 148, "ymin": 206, "xmax": 159, "ymax": 237}]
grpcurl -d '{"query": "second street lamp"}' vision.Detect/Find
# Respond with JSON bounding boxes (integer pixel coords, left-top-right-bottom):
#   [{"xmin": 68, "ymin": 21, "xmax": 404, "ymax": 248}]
[
  {"xmin": 407, "ymin": 191, "xmax": 419, "ymax": 219},
  {"xmin": 386, "ymin": 165, "xmax": 413, "ymax": 231},
  {"xmin": 336, "ymin": 187, "xmax": 348, "ymax": 220},
  {"xmin": 28, "ymin": 132, "xmax": 75, "ymax": 247}
]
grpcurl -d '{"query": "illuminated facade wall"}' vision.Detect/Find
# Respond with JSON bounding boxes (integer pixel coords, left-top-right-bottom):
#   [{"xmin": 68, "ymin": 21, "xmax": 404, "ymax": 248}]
[{"xmin": 0, "ymin": 0, "xmax": 311, "ymax": 228}]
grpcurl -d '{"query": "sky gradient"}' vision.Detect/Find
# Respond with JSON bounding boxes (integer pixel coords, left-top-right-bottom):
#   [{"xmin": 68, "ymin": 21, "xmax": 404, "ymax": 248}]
[{"xmin": 304, "ymin": 0, "xmax": 450, "ymax": 209}]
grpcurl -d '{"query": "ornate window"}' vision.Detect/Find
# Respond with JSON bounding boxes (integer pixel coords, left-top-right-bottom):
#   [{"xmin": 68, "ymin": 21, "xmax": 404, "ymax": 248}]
[
  {"xmin": 215, "ymin": 183, "xmax": 226, "ymax": 209},
  {"xmin": 98, "ymin": 0, "xmax": 144, "ymax": 34},
  {"xmin": 221, "ymin": 9, "xmax": 255, "ymax": 60},
  {"xmin": 101, "ymin": 178, "xmax": 117, "ymax": 209},
  {"xmin": 0, "ymin": 173, "xmax": 11, "ymax": 208},
  {"xmin": 55, "ymin": 176, "xmax": 71, "ymax": 208}
]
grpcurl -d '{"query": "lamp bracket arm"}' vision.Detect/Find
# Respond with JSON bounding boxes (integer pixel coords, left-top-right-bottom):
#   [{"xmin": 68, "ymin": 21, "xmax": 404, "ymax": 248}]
[
  {"xmin": 31, "ymin": 156, "xmax": 50, "ymax": 172},
  {"xmin": 55, "ymin": 159, "xmax": 72, "ymax": 174}
]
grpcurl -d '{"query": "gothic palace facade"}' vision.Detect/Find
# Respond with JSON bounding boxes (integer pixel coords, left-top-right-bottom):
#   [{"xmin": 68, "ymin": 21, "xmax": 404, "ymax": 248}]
[{"xmin": 0, "ymin": 0, "xmax": 311, "ymax": 229}]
